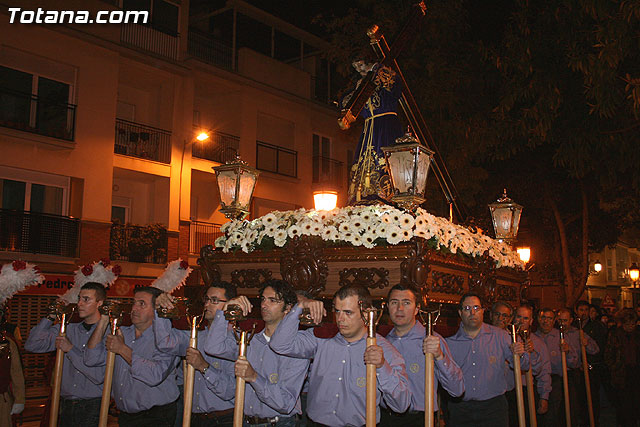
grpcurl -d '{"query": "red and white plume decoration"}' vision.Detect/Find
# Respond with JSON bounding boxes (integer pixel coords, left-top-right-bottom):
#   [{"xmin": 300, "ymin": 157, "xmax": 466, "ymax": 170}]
[
  {"xmin": 152, "ymin": 259, "xmax": 192, "ymax": 293},
  {"xmin": 61, "ymin": 259, "xmax": 121, "ymax": 304},
  {"xmin": 0, "ymin": 260, "xmax": 45, "ymax": 305}
]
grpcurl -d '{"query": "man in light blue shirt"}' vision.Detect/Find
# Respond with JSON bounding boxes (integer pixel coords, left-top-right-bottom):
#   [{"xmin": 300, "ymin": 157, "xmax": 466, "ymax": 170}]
[
  {"xmin": 270, "ymin": 284, "xmax": 411, "ymax": 427},
  {"xmin": 154, "ymin": 281, "xmax": 237, "ymax": 426},
  {"xmin": 204, "ymin": 279, "xmax": 309, "ymax": 427},
  {"xmin": 445, "ymin": 292, "xmax": 526, "ymax": 427},
  {"xmin": 382, "ymin": 283, "xmax": 464, "ymax": 426},
  {"xmin": 25, "ymin": 282, "xmax": 106, "ymax": 427},
  {"xmin": 85, "ymin": 286, "xmax": 179, "ymax": 427}
]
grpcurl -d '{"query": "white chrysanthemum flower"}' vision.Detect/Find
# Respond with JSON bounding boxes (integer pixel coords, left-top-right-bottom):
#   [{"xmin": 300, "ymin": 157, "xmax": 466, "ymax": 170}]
[
  {"xmin": 414, "ymin": 228, "xmax": 429, "ymax": 239},
  {"xmin": 265, "ymin": 225, "xmax": 278, "ymax": 237},
  {"xmin": 298, "ymin": 220, "xmax": 314, "ymax": 236},
  {"xmin": 240, "ymin": 239, "xmax": 252, "ymax": 253},
  {"xmin": 274, "ymin": 230, "xmax": 287, "ymax": 247},
  {"xmin": 400, "ymin": 229, "xmax": 412, "ymax": 241},
  {"xmin": 287, "ymin": 225, "xmax": 302, "ymax": 239},
  {"xmin": 381, "ymin": 213, "xmax": 392, "ymax": 224},
  {"xmin": 349, "ymin": 218, "xmax": 366, "ymax": 232},
  {"xmin": 321, "ymin": 226, "xmax": 337, "ymax": 241},
  {"xmin": 387, "ymin": 226, "xmax": 403, "ymax": 245},
  {"xmin": 311, "ymin": 223, "xmax": 322, "ymax": 235},
  {"xmin": 398, "ymin": 213, "xmax": 415, "ymax": 230},
  {"xmin": 362, "ymin": 232, "xmax": 376, "ymax": 248},
  {"xmin": 330, "ymin": 230, "xmax": 340, "ymax": 241},
  {"xmin": 351, "ymin": 234, "xmax": 363, "ymax": 246},
  {"xmin": 338, "ymin": 222, "xmax": 351, "ymax": 233},
  {"xmin": 261, "ymin": 213, "xmax": 277, "ymax": 227},
  {"xmin": 214, "ymin": 235, "xmax": 226, "ymax": 248},
  {"xmin": 375, "ymin": 224, "xmax": 389, "ymax": 236}
]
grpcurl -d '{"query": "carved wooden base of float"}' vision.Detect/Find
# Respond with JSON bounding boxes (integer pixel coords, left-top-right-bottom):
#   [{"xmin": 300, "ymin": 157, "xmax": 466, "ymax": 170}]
[{"xmin": 197, "ymin": 237, "xmax": 527, "ymax": 306}]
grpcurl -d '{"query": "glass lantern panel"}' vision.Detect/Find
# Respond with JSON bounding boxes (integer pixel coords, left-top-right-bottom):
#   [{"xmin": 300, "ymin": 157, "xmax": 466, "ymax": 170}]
[
  {"xmin": 511, "ymin": 207, "xmax": 522, "ymax": 235},
  {"xmin": 415, "ymin": 150, "xmax": 431, "ymax": 195},
  {"xmin": 387, "ymin": 150, "xmax": 416, "ymax": 193},
  {"xmin": 217, "ymin": 170, "xmax": 238, "ymax": 206},
  {"xmin": 237, "ymin": 172, "xmax": 257, "ymax": 208},
  {"xmin": 492, "ymin": 208, "xmax": 513, "ymax": 238}
]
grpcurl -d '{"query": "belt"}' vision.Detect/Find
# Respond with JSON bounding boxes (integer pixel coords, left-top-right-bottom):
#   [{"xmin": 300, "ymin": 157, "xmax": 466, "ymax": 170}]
[
  {"xmin": 244, "ymin": 415, "xmax": 282, "ymax": 425},
  {"xmin": 193, "ymin": 408, "xmax": 234, "ymax": 419}
]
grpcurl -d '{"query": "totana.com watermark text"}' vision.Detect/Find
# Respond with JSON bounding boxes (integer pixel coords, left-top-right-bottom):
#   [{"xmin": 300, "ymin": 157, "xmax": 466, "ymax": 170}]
[{"xmin": 8, "ymin": 7, "xmax": 149, "ymax": 24}]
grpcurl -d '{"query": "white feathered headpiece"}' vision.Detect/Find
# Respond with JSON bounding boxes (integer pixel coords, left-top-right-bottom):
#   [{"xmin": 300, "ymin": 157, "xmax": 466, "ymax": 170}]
[
  {"xmin": 152, "ymin": 259, "xmax": 193, "ymax": 293},
  {"xmin": 61, "ymin": 259, "xmax": 121, "ymax": 304},
  {"xmin": 0, "ymin": 261, "xmax": 45, "ymax": 305}
]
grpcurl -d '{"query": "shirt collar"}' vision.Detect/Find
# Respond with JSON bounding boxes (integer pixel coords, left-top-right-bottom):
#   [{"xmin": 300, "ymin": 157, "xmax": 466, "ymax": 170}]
[
  {"xmin": 452, "ymin": 322, "xmax": 490, "ymax": 340},
  {"xmin": 334, "ymin": 332, "xmax": 367, "ymax": 346},
  {"xmin": 389, "ymin": 320, "xmax": 425, "ymax": 339}
]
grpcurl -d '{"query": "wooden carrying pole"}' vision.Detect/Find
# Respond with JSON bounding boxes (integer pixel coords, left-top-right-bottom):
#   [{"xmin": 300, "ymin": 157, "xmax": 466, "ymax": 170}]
[
  {"xmin": 365, "ymin": 309, "xmax": 377, "ymax": 427},
  {"xmin": 49, "ymin": 312, "xmax": 69, "ymax": 427},
  {"xmin": 560, "ymin": 329, "xmax": 571, "ymax": 427},
  {"xmin": 233, "ymin": 331, "xmax": 248, "ymax": 427},
  {"xmin": 424, "ymin": 312, "xmax": 434, "ymax": 427},
  {"xmin": 182, "ymin": 319, "xmax": 199, "ymax": 427},
  {"xmin": 98, "ymin": 318, "xmax": 120, "ymax": 427},
  {"xmin": 525, "ymin": 369, "xmax": 537, "ymax": 427},
  {"xmin": 579, "ymin": 327, "xmax": 595, "ymax": 427},
  {"xmin": 510, "ymin": 325, "xmax": 526, "ymax": 427}
]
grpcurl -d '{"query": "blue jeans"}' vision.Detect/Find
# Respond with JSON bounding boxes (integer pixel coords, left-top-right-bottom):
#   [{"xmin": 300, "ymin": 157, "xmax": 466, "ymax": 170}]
[{"xmin": 59, "ymin": 397, "xmax": 100, "ymax": 427}]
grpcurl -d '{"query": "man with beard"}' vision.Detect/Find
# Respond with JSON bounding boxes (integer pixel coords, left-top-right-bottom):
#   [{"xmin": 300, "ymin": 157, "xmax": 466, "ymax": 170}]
[
  {"xmin": 85, "ymin": 286, "xmax": 179, "ymax": 426},
  {"xmin": 154, "ymin": 282, "xmax": 237, "ymax": 426},
  {"xmin": 269, "ymin": 284, "xmax": 411, "ymax": 426},
  {"xmin": 204, "ymin": 279, "xmax": 309, "ymax": 426},
  {"xmin": 534, "ymin": 308, "xmax": 580, "ymax": 427},
  {"xmin": 382, "ymin": 283, "xmax": 464, "ymax": 426},
  {"xmin": 445, "ymin": 292, "xmax": 526, "ymax": 427},
  {"xmin": 25, "ymin": 282, "xmax": 106, "ymax": 426}
]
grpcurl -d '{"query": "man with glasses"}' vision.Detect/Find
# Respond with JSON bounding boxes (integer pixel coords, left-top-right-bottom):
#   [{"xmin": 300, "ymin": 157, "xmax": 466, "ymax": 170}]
[
  {"xmin": 445, "ymin": 292, "xmax": 526, "ymax": 427},
  {"xmin": 204, "ymin": 279, "xmax": 309, "ymax": 427},
  {"xmin": 269, "ymin": 284, "xmax": 411, "ymax": 426},
  {"xmin": 153, "ymin": 282, "xmax": 237, "ymax": 426},
  {"xmin": 382, "ymin": 283, "xmax": 464, "ymax": 426},
  {"xmin": 490, "ymin": 301, "xmax": 514, "ymax": 331},
  {"xmin": 534, "ymin": 308, "xmax": 579, "ymax": 427},
  {"xmin": 25, "ymin": 282, "xmax": 107, "ymax": 427}
]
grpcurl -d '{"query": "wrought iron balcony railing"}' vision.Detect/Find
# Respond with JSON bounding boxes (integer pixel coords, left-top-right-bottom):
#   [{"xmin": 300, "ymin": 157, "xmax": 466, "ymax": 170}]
[
  {"xmin": 120, "ymin": 23, "xmax": 179, "ymax": 60},
  {"xmin": 0, "ymin": 88, "xmax": 76, "ymax": 141},
  {"xmin": 0, "ymin": 209, "xmax": 79, "ymax": 257},
  {"xmin": 188, "ymin": 30, "xmax": 233, "ymax": 70},
  {"xmin": 189, "ymin": 221, "xmax": 223, "ymax": 254},
  {"xmin": 256, "ymin": 141, "xmax": 297, "ymax": 178},
  {"xmin": 312, "ymin": 155, "xmax": 343, "ymax": 188},
  {"xmin": 192, "ymin": 131, "xmax": 239, "ymax": 164},
  {"xmin": 114, "ymin": 118, "xmax": 172, "ymax": 164},
  {"xmin": 110, "ymin": 223, "xmax": 168, "ymax": 264}
]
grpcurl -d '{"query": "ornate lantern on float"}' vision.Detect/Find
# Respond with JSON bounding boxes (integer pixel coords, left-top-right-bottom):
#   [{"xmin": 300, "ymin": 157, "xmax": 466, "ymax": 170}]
[
  {"xmin": 381, "ymin": 130, "xmax": 434, "ymax": 211},
  {"xmin": 488, "ymin": 189, "xmax": 523, "ymax": 245},
  {"xmin": 213, "ymin": 155, "xmax": 259, "ymax": 220}
]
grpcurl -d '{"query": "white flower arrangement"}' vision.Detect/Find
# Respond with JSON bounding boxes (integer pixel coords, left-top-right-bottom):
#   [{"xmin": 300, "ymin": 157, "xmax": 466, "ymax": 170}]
[{"xmin": 215, "ymin": 205, "xmax": 524, "ymax": 269}]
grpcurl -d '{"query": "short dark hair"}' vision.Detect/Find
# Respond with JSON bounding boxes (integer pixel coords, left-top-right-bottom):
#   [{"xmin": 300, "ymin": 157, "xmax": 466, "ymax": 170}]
[
  {"xmin": 335, "ymin": 284, "xmax": 372, "ymax": 310},
  {"xmin": 207, "ymin": 281, "xmax": 236, "ymax": 301},
  {"xmin": 575, "ymin": 300, "xmax": 589, "ymax": 310},
  {"xmin": 259, "ymin": 279, "xmax": 297, "ymax": 310},
  {"xmin": 557, "ymin": 307, "xmax": 573, "ymax": 318},
  {"xmin": 459, "ymin": 292, "xmax": 483, "ymax": 310},
  {"xmin": 617, "ymin": 308, "xmax": 638, "ymax": 324},
  {"xmin": 518, "ymin": 302, "xmax": 535, "ymax": 316},
  {"xmin": 134, "ymin": 286, "xmax": 163, "ymax": 306},
  {"xmin": 81, "ymin": 282, "xmax": 107, "ymax": 302},
  {"xmin": 539, "ymin": 307, "xmax": 555, "ymax": 317},
  {"xmin": 387, "ymin": 283, "xmax": 420, "ymax": 303},
  {"xmin": 491, "ymin": 300, "xmax": 513, "ymax": 314}
]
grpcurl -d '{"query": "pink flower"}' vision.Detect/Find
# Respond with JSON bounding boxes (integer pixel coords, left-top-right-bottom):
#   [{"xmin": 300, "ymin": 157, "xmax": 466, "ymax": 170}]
[
  {"xmin": 111, "ymin": 265, "xmax": 122, "ymax": 276},
  {"xmin": 12, "ymin": 260, "xmax": 26, "ymax": 271},
  {"xmin": 81, "ymin": 264, "xmax": 93, "ymax": 276},
  {"xmin": 179, "ymin": 260, "xmax": 189, "ymax": 270}
]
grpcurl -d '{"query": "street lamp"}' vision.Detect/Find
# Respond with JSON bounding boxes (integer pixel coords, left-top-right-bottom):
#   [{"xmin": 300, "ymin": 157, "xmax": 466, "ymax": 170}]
[
  {"xmin": 381, "ymin": 129, "xmax": 434, "ymax": 211},
  {"xmin": 517, "ymin": 247, "xmax": 531, "ymax": 264},
  {"xmin": 213, "ymin": 155, "xmax": 259, "ymax": 220},
  {"xmin": 179, "ymin": 130, "xmax": 210, "ymax": 221},
  {"xmin": 593, "ymin": 260, "xmax": 602, "ymax": 273},
  {"xmin": 629, "ymin": 262, "xmax": 639, "ymax": 287},
  {"xmin": 488, "ymin": 189, "xmax": 523, "ymax": 245}
]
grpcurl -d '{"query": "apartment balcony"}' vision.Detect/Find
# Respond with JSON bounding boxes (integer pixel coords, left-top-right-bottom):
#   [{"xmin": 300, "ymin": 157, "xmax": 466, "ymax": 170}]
[
  {"xmin": 188, "ymin": 30, "xmax": 233, "ymax": 70},
  {"xmin": 189, "ymin": 221, "xmax": 223, "ymax": 254},
  {"xmin": 114, "ymin": 119, "xmax": 172, "ymax": 164},
  {"xmin": 313, "ymin": 156, "xmax": 343, "ymax": 189},
  {"xmin": 121, "ymin": 24, "xmax": 179, "ymax": 61},
  {"xmin": 0, "ymin": 209, "xmax": 79, "ymax": 257},
  {"xmin": 192, "ymin": 131, "xmax": 239, "ymax": 164},
  {"xmin": 0, "ymin": 88, "xmax": 76, "ymax": 141},
  {"xmin": 110, "ymin": 223, "xmax": 168, "ymax": 264},
  {"xmin": 256, "ymin": 141, "xmax": 297, "ymax": 178}
]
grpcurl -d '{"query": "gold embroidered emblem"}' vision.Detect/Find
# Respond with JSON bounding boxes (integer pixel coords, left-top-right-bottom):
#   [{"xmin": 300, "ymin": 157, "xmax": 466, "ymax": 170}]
[
  {"xmin": 212, "ymin": 361, "xmax": 220, "ymax": 369},
  {"xmin": 410, "ymin": 363, "xmax": 420, "ymax": 373},
  {"xmin": 489, "ymin": 356, "xmax": 497, "ymax": 365},
  {"xmin": 356, "ymin": 377, "xmax": 366, "ymax": 388},
  {"xmin": 269, "ymin": 373, "xmax": 279, "ymax": 384}
]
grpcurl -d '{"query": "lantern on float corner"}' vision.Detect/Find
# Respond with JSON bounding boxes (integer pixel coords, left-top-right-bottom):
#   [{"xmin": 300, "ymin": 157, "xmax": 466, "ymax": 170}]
[
  {"xmin": 381, "ymin": 130, "xmax": 434, "ymax": 211},
  {"xmin": 629, "ymin": 262, "xmax": 639, "ymax": 286},
  {"xmin": 488, "ymin": 189, "xmax": 522, "ymax": 245},
  {"xmin": 213, "ymin": 155, "xmax": 259, "ymax": 220}
]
